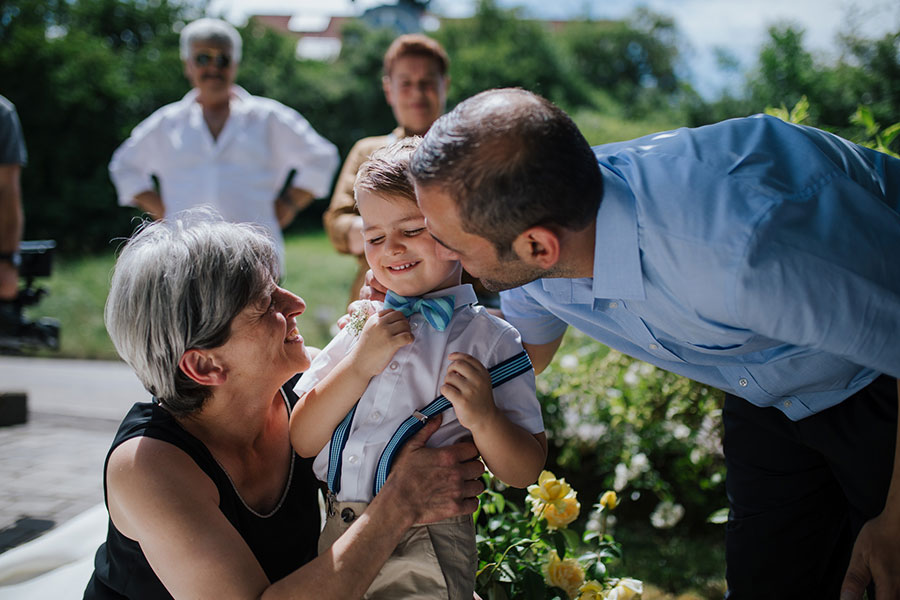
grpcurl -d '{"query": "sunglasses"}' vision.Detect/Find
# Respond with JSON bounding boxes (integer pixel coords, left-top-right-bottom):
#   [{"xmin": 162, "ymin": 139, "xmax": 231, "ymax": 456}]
[{"xmin": 193, "ymin": 51, "xmax": 231, "ymax": 69}]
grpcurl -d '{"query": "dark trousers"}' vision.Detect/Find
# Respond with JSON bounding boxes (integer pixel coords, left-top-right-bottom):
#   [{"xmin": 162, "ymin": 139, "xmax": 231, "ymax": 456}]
[{"xmin": 723, "ymin": 375, "xmax": 897, "ymax": 599}]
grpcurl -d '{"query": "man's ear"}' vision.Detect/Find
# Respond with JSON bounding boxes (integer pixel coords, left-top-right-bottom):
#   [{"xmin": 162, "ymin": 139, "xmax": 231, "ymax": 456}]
[
  {"xmin": 511, "ymin": 226, "xmax": 560, "ymax": 269},
  {"xmin": 178, "ymin": 349, "xmax": 226, "ymax": 387}
]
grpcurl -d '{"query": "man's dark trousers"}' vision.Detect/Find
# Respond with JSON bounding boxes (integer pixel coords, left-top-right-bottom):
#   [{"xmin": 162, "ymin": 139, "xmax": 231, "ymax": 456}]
[{"xmin": 723, "ymin": 375, "xmax": 897, "ymax": 599}]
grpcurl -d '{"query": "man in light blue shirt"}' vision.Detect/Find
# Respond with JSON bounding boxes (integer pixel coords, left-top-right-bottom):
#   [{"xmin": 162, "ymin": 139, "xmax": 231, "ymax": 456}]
[{"xmin": 410, "ymin": 88, "xmax": 900, "ymax": 599}]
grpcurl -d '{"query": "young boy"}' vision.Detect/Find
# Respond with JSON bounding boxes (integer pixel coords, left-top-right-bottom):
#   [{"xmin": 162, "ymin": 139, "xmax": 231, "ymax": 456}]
[{"xmin": 290, "ymin": 138, "xmax": 547, "ymax": 599}]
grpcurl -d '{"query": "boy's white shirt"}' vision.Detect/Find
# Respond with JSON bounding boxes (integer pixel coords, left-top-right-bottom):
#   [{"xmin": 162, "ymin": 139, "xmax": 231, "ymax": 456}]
[{"xmin": 294, "ymin": 284, "xmax": 544, "ymax": 503}]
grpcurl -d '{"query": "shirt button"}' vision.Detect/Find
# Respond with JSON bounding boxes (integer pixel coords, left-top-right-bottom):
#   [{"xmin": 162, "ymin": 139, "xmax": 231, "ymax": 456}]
[
  {"xmin": 739, "ymin": 378, "xmax": 748, "ymax": 387},
  {"xmin": 608, "ymin": 302, "xmax": 618, "ymax": 309},
  {"xmin": 347, "ymin": 455, "xmax": 359, "ymax": 464},
  {"xmin": 648, "ymin": 343, "xmax": 658, "ymax": 350},
  {"xmin": 783, "ymin": 400, "xmax": 792, "ymax": 408},
  {"xmin": 370, "ymin": 411, "xmax": 381, "ymax": 421},
  {"xmin": 389, "ymin": 362, "xmax": 399, "ymax": 371},
  {"xmin": 410, "ymin": 322, "xmax": 418, "ymax": 330}
]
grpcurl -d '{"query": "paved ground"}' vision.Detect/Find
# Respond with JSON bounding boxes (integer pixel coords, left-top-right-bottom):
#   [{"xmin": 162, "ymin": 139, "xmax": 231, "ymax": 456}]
[{"xmin": 0, "ymin": 356, "xmax": 144, "ymax": 553}]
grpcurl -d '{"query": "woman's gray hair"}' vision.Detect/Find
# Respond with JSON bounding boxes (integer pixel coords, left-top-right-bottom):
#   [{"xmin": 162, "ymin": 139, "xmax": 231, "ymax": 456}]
[
  {"xmin": 179, "ymin": 18, "xmax": 242, "ymax": 63},
  {"xmin": 105, "ymin": 209, "xmax": 278, "ymax": 416}
]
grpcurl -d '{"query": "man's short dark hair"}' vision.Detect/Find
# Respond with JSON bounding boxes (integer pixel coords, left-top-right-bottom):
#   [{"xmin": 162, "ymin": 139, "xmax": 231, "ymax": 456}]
[{"xmin": 409, "ymin": 88, "xmax": 602, "ymax": 255}]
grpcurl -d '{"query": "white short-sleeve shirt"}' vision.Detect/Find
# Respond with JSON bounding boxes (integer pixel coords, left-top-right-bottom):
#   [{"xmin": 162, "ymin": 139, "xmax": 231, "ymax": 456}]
[
  {"xmin": 108, "ymin": 86, "xmax": 339, "ymax": 272},
  {"xmin": 294, "ymin": 284, "xmax": 544, "ymax": 503}
]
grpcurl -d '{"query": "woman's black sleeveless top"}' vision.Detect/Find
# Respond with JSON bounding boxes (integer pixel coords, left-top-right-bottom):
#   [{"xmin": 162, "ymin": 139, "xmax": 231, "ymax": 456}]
[{"xmin": 83, "ymin": 376, "xmax": 320, "ymax": 599}]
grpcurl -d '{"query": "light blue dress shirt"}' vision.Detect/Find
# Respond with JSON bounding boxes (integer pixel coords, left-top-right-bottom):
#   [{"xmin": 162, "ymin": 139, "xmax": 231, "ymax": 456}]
[{"xmin": 500, "ymin": 114, "xmax": 900, "ymax": 420}]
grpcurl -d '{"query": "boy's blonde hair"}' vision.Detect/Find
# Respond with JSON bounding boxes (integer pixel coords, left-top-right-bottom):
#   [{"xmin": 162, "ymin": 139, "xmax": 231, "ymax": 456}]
[{"xmin": 354, "ymin": 137, "xmax": 422, "ymax": 205}]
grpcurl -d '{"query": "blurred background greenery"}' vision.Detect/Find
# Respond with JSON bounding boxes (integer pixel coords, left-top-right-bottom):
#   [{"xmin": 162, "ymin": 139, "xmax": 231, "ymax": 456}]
[
  {"xmin": 3, "ymin": 0, "xmax": 899, "ymax": 595},
  {"xmin": 3, "ymin": 0, "xmax": 898, "ymax": 255}
]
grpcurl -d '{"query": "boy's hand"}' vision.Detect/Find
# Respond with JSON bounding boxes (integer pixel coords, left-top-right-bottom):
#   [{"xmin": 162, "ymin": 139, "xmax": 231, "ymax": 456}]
[
  {"xmin": 441, "ymin": 353, "xmax": 498, "ymax": 432},
  {"xmin": 352, "ymin": 308, "xmax": 413, "ymax": 376},
  {"xmin": 360, "ymin": 269, "xmax": 388, "ymax": 303}
]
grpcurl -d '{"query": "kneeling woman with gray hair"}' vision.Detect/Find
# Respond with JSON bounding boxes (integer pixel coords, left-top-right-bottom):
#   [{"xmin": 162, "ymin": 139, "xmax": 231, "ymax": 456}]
[{"xmin": 84, "ymin": 208, "xmax": 483, "ymax": 599}]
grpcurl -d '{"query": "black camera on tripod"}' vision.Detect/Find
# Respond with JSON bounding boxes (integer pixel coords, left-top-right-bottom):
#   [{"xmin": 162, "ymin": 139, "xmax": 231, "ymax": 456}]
[{"xmin": 0, "ymin": 240, "xmax": 61, "ymax": 353}]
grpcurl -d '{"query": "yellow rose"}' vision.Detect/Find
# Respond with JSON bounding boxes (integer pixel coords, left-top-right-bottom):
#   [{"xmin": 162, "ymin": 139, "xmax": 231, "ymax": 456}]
[
  {"xmin": 541, "ymin": 495, "xmax": 581, "ymax": 530},
  {"xmin": 528, "ymin": 470, "xmax": 573, "ymax": 509},
  {"xmin": 599, "ymin": 490, "xmax": 618, "ymax": 510},
  {"xmin": 543, "ymin": 550, "xmax": 585, "ymax": 599},
  {"xmin": 576, "ymin": 580, "xmax": 605, "ymax": 600},
  {"xmin": 606, "ymin": 578, "xmax": 643, "ymax": 600}
]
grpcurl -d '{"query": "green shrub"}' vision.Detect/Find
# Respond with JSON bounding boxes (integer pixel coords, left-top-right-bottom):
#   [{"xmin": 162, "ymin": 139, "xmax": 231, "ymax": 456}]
[{"xmin": 538, "ymin": 330, "xmax": 727, "ymax": 531}]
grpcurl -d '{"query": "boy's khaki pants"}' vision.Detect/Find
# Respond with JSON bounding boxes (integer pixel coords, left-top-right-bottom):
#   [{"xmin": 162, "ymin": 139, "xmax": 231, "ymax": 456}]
[{"xmin": 319, "ymin": 500, "xmax": 476, "ymax": 600}]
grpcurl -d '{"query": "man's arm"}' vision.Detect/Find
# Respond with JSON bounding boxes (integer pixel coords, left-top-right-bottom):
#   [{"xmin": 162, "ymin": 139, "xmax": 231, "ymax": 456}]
[
  {"xmin": 133, "ymin": 190, "xmax": 165, "ymax": 221},
  {"xmin": 523, "ymin": 336, "xmax": 564, "ymax": 375},
  {"xmin": 840, "ymin": 378, "xmax": 900, "ymax": 600},
  {"xmin": 0, "ymin": 164, "xmax": 23, "ymax": 299},
  {"xmin": 275, "ymin": 188, "xmax": 315, "ymax": 229},
  {"xmin": 109, "ymin": 117, "xmax": 163, "ymax": 213},
  {"xmin": 323, "ymin": 140, "xmax": 372, "ymax": 256}
]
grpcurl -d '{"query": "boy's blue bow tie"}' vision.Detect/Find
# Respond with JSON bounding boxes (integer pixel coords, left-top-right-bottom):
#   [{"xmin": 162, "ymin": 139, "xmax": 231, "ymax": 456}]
[{"xmin": 384, "ymin": 290, "xmax": 456, "ymax": 331}]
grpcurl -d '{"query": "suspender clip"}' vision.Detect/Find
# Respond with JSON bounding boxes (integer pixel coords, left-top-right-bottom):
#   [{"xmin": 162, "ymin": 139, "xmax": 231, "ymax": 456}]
[
  {"xmin": 413, "ymin": 410, "xmax": 429, "ymax": 424},
  {"xmin": 326, "ymin": 489, "xmax": 337, "ymax": 517}
]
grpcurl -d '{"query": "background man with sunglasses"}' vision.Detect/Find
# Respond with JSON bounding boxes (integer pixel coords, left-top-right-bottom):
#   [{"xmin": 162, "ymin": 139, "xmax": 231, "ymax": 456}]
[{"xmin": 109, "ymin": 18, "xmax": 338, "ymax": 275}]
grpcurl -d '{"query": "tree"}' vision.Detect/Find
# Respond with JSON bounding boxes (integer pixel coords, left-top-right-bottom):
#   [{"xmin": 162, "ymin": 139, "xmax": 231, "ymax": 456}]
[
  {"xmin": 0, "ymin": 0, "xmax": 196, "ymax": 252},
  {"xmin": 435, "ymin": 0, "xmax": 590, "ymax": 112},
  {"xmin": 560, "ymin": 8, "xmax": 685, "ymax": 115}
]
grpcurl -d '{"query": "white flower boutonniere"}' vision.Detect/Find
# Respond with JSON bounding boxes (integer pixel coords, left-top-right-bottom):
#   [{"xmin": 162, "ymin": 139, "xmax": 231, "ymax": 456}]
[{"xmin": 346, "ymin": 300, "xmax": 377, "ymax": 337}]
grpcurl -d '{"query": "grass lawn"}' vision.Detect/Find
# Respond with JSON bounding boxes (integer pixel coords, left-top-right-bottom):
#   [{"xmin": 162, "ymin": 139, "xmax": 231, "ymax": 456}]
[{"xmin": 22, "ymin": 228, "xmax": 358, "ymax": 360}]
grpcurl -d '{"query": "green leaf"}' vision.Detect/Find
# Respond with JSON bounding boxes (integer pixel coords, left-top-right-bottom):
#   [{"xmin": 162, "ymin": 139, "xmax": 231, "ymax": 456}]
[
  {"xmin": 489, "ymin": 580, "xmax": 509, "ymax": 600},
  {"xmin": 561, "ymin": 527, "xmax": 581, "ymax": 549},
  {"xmin": 587, "ymin": 558, "xmax": 608, "ymax": 580},
  {"xmin": 789, "ymin": 95, "xmax": 809, "ymax": 124},
  {"xmin": 552, "ymin": 531, "xmax": 567, "ymax": 558},
  {"xmin": 854, "ymin": 106, "xmax": 877, "ymax": 135},
  {"xmin": 497, "ymin": 561, "xmax": 517, "ymax": 583},
  {"xmin": 522, "ymin": 568, "xmax": 546, "ymax": 599},
  {"xmin": 764, "ymin": 104, "xmax": 790, "ymax": 121},
  {"xmin": 880, "ymin": 122, "xmax": 900, "ymax": 147},
  {"xmin": 707, "ymin": 507, "xmax": 730, "ymax": 524}
]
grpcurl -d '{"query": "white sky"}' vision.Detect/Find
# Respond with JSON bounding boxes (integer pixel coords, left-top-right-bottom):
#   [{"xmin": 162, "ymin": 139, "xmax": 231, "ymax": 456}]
[{"xmin": 209, "ymin": 0, "xmax": 900, "ymax": 98}]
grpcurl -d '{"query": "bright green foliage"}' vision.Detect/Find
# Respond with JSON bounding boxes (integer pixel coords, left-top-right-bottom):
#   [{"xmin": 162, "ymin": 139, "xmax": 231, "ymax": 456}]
[
  {"xmin": 1, "ymin": 0, "xmax": 696, "ymax": 254},
  {"xmin": 850, "ymin": 106, "xmax": 900, "ymax": 158},
  {"xmin": 238, "ymin": 19, "xmax": 398, "ymax": 158},
  {"xmin": 559, "ymin": 8, "xmax": 684, "ymax": 117},
  {"xmin": 693, "ymin": 23, "xmax": 900, "ymax": 151},
  {"xmin": 435, "ymin": 0, "xmax": 590, "ymax": 111},
  {"xmin": 1, "ymin": 0, "xmax": 196, "ymax": 253},
  {"xmin": 538, "ymin": 330, "xmax": 727, "ymax": 529},
  {"xmin": 765, "ymin": 96, "xmax": 900, "ymax": 158},
  {"xmin": 764, "ymin": 94, "xmax": 810, "ymax": 124},
  {"xmin": 475, "ymin": 471, "xmax": 629, "ymax": 600}
]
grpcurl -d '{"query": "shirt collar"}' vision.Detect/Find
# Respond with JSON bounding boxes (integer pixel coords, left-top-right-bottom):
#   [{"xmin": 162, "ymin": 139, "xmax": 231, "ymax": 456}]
[
  {"xmin": 421, "ymin": 283, "xmax": 477, "ymax": 310},
  {"xmin": 590, "ymin": 164, "xmax": 646, "ymax": 300},
  {"xmin": 535, "ymin": 162, "xmax": 645, "ymax": 302},
  {"xmin": 182, "ymin": 85, "xmax": 251, "ymax": 107}
]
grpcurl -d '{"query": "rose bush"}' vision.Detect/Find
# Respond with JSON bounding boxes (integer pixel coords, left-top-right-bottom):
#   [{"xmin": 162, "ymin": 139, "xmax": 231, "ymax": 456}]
[
  {"xmin": 537, "ymin": 330, "xmax": 727, "ymax": 529},
  {"xmin": 476, "ymin": 470, "xmax": 640, "ymax": 599}
]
